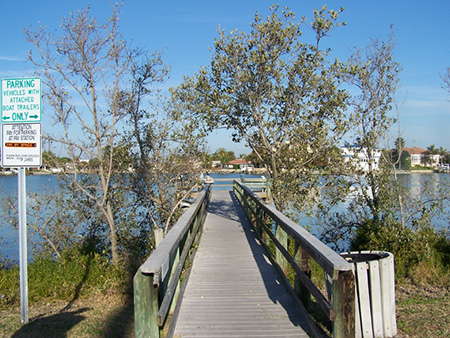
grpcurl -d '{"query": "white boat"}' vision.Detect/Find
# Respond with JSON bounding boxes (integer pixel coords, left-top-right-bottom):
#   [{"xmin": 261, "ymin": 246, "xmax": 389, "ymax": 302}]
[{"xmin": 204, "ymin": 175, "xmax": 215, "ymax": 184}]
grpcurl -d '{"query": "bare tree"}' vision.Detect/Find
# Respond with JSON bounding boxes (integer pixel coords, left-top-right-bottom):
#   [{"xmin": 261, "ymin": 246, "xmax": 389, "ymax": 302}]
[
  {"xmin": 343, "ymin": 27, "xmax": 402, "ymax": 222},
  {"xmin": 24, "ymin": 4, "xmax": 135, "ymax": 265},
  {"xmin": 124, "ymin": 89, "xmax": 206, "ymax": 239},
  {"xmin": 94, "ymin": 53, "xmax": 206, "ymax": 247},
  {"xmin": 442, "ymin": 67, "xmax": 450, "ymax": 95},
  {"xmin": 317, "ymin": 28, "xmax": 404, "ymax": 249}
]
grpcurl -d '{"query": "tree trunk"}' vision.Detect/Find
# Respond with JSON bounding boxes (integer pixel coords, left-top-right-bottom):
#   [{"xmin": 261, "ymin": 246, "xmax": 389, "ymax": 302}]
[{"xmin": 106, "ymin": 201, "xmax": 119, "ymax": 265}]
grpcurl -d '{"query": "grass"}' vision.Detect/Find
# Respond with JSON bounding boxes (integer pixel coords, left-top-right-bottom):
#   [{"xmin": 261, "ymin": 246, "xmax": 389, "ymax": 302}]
[
  {"xmin": 0, "ymin": 249, "xmax": 135, "ymax": 338},
  {"xmin": 0, "ymin": 292, "xmax": 134, "ymax": 338},
  {"xmin": 0, "ymin": 251, "xmax": 128, "ymax": 305},
  {"xmin": 396, "ymin": 283, "xmax": 450, "ymax": 337}
]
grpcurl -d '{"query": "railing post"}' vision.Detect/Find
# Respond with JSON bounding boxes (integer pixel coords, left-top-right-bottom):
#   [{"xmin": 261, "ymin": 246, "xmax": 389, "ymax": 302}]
[
  {"xmin": 134, "ymin": 271, "xmax": 160, "ymax": 338},
  {"xmin": 169, "ymin": 247, "xmax": 181, "ymax": 315},
  {"xmin": 263, "ymin": 213, "xmax": 271, "ymax": 247},
  {"xmin": 265, "ymin": 177, "xmax": 271, "ymax": 204},
  {"xmin": 295, "ymin": 244, "xmax": 311, "ymax": 308},
  {"xmin": 275, "ymin": 224, "xmax": 288, "ymax": 276},
  {"xmin": 332, "ymin": 270, "xmax": 355, "ymax": 338},
  {"xmin": 256, "ymin": 207, "xmax": 264, "ymax": 237}
]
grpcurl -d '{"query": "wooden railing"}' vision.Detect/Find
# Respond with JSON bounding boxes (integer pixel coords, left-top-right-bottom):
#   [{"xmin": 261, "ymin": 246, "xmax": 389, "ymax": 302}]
[
  {"xmin": 212, "ymin": 177, "xmax": 269, "ymax": 201},
  {"xmin": 134, "ymin": 184, "xmax": 211, "ymax": 338},
  {"xmin": 234, "ymin": 180, "xmax": 355, "ymax": 338}
]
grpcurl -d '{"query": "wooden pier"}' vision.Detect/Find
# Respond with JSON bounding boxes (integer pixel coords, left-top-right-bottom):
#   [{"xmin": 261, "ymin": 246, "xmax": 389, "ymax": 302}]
[
  {"xmin": 173, "ymin": 191, "xmax": 309, "ymax": 338},
  {"xmin": 134, "ymin": 181, "xmax": 355, "ymax": 338}
]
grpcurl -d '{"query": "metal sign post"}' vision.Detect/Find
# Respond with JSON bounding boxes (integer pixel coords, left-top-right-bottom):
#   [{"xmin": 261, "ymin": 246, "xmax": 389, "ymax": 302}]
[
  {"xmin": 1, "ymin": 77, "xmax": 42, "ymax": 324},
  {"xmin": 18, "ymin": 167, "xmax": 28, "ymax": 323}
]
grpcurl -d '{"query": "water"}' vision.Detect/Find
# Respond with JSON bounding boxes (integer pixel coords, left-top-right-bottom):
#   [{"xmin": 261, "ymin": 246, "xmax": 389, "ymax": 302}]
[
  {"xmin": 0, "ymin": 172, "xmax": 263, "ymax": 263},
  {"xmin": 208, "ymin": 172, "xmax": 264, "ymax": 191},
  {"xmin": 298, "ymin": 173, "xmax": 450, "ymax": 250},
  {"xmin": 1, "ymin": 172, "xmax": 448, "ymax": 263},
  {"xmin": 389, "ymin": 173, "xmax": 449, "ymax": 231},
  {"xmin": 0, "ymin": 174, "xmax": 61, "ymax": 264}
]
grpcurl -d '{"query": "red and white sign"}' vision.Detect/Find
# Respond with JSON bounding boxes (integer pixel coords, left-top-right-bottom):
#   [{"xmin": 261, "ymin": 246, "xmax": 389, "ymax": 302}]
[{"xmin": 1, "ymin": 123, "xmax": 42, "ymax": 168}]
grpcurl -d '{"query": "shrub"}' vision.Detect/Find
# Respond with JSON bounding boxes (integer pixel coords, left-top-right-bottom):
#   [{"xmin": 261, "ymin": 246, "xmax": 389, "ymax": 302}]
[
  {"xmin": 0, "ymin": 247, "xmax": 128, "ymax": 307},
  {"xmin": 351, "ymin": 219, "xmax": 450, "ymax": 285}
]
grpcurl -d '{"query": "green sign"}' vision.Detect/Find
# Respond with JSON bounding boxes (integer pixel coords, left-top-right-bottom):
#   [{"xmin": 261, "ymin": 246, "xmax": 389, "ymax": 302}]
[{"xmin": 1, "ymin": 77, "xmax": 41, "ymax": 123}]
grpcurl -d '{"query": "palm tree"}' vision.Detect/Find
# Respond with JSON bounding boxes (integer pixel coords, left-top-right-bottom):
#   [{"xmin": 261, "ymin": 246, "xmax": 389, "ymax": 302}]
[
  {"xmin": 395, "ymin": 137, "xmax": 405, "ymax": 151},
  {"xmin": 393, "ymin": 137, "xmax": 406, "ymax": 169},
  {"xmin": 212, "ymin": 148, "xmax": 236, "ymax": 168},
  {"xmin": 426, "ymin": 144, "xmax": 439, "ymax": 154},
  {"xmin": 439, "ymin": 147, "xmax": 448, "ymax": 165},
  {"xmin": 425, "ymin": 145, "xmax": 440, "ymax": 166}
]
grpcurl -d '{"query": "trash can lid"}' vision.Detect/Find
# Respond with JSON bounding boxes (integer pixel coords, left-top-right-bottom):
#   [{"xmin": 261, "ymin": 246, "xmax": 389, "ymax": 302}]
[{"xmin": 340, "ymin": 251, "xmax": 391, "ymax": 264}]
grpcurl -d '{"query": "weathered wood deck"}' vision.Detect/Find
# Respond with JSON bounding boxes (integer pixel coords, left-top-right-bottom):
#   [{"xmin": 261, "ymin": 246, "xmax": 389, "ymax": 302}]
[{"xmin": 173, "ymin": 191, "xmax": 310, "ymax": 338}]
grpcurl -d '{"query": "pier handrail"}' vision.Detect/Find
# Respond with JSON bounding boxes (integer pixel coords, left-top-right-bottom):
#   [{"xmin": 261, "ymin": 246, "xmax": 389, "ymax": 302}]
[
  {"xmin": 234, "ymin": 180, "xmax": 355, "ymax": 338},
  {"xmin": 134, "ymin": 184, "xmax": 212, "ymax": 338}
]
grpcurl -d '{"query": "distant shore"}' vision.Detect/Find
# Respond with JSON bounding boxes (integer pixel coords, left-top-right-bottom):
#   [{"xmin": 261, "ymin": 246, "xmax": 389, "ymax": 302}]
[{"xmin": 0, "ymin": 167, "xmax": 444, "ymax": 177}]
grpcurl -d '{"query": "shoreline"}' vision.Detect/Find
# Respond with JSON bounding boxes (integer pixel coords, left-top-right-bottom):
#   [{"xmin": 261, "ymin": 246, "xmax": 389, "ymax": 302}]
[{"xmin": 0, "ymin": 168, "xmax": 445, "ymax": 176}]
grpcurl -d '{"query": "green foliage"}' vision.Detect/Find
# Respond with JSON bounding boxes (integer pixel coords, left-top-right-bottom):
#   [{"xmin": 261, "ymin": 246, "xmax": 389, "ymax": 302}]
[
  {"xmin": 399, "ymin": 151, "xmax": 412, "ymax": 170},
  {"xmin": 387, "ymin": 148, "xmax": 411, "ymax": 170},
  {"xmin": 173, "ymin": 5, "xmax": 350, "ymax": 213},
  {"xmin": 211, "ymin": 148, "xmax": 235, "ymax": 165},
  {"xmin": 0, "ymin": 248, "xmax": 127, "ymax": 307},
  {"xmin": 351, "ymin": 220, "xmax": 450, "ymax": 284},
  {"xmin": 245, "ymin": 151, "xmax": 263, "ymax": 167}
]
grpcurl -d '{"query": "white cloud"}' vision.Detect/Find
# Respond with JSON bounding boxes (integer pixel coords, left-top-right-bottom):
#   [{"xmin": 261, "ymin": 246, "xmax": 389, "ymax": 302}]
[
  {"xmin": 0, "ymin": 56, "xmax": 25, "ymax": 62},
  {"xmin": 399, "ymin": 85, "xmax": 450, "ymax": 116},
  {"xmin": 0, "ymin": 69, "xmax": 36, "ymax": 78}
]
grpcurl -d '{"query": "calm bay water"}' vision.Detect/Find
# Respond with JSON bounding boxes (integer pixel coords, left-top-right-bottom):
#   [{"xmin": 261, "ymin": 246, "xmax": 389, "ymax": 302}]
[
  {"xmin": 298, "ymin": 173, "xmax": 450, "ymax": 246},
  {"xmin": 0, "ymin": 172, "xmax": 448, "ymax": 263},
  {"xmin": 0, "ymin": 174, "xmax": 61, "ymax": 263},
  {"xmin": 0, "ymin": 172, "xmax": 262, "ymax": 263}
]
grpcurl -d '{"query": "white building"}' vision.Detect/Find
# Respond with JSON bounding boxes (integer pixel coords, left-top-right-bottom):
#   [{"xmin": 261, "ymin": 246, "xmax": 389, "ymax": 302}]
[
  {"xmin": 341, "ymin": 146, "xmax": 382, "ymax": 172},
  {"xmin": 403, "ymin": 147, "xmax": 425, "ymax": 166},
  {"xmin": 403, "ymin": 147, "xmax": 441, "ymax": 168}
]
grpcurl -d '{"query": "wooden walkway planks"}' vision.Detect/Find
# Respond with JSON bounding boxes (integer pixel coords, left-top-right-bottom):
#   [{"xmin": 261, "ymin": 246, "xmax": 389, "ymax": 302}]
[{"xmin": 173, "ymin": 191, "xmax": 310, "ymax": 338}]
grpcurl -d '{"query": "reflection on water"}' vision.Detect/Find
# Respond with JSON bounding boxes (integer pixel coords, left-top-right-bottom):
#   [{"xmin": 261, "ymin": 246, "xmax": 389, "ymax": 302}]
[
  {"xmin": 398, "ymin": 173, "xmax": 444, "ymax": 199},
  {"xmin": 208, "ymin": 172, "xmax": 263, "ymax": 191},
  {"xmin": 300, "ymin": 173, "xmax": 450, "ymax": 248}
]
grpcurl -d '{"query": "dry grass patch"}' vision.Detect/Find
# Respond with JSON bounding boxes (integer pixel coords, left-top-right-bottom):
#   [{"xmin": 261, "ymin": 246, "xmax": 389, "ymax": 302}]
[
  {"xmin": 2, "ymin": 279, "xmax": 450, "ymax": 338},
  {"xmin": 0, "ymin": 292, "xmax": 134, "ymax": 338},
  {"xmin": 396, "ymin": 282, "xmax": 450, "ymax": 337}
]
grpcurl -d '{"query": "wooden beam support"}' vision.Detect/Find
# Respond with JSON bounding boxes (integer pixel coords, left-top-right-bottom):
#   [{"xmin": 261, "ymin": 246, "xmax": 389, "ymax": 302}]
[
  {"xmin": 295, "ymin": 244, "xmax": 312, "ymax": 308},
  {"xmin": 332, "ymin": 270, "xmax": 356, "ymax": 338},
  {"xmin": 275, "ymin": 224, "xmax": 289, "ymax": 276},
  {"xmin": 134, "ymin": 271, "xmax": 160, "ymax": 338}
]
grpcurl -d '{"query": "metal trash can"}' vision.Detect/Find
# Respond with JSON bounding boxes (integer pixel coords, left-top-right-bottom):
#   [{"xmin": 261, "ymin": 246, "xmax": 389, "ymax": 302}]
[{"xmin": 341, "ymin": 251, "xmax": 397, "ymax": 338}]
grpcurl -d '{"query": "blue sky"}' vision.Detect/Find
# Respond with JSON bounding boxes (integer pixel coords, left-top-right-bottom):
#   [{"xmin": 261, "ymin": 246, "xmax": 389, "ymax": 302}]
[{"xmin": 0, "ymin": 0, "xmax": 449, "ymax": 156}]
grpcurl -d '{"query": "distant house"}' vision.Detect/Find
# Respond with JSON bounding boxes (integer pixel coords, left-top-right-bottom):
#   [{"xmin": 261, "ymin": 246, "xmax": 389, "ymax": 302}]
[
  {"xmin": 341, "ymin": 146, "xmax": 382, "ymax": 171},
  {"xmin": 229, "ymin": 158, "xmax": 254, "ymax": 172},
  {"xmin": 403, "ymin": 147, "xmax": 440, "ymax": 168},
  {"xmin": 424, "ymin": 153, "xmax": 441, "ymax": 167},
  {"xmin": 403, "ymin": 147, "xmax": 425, "ymax": 167}
]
